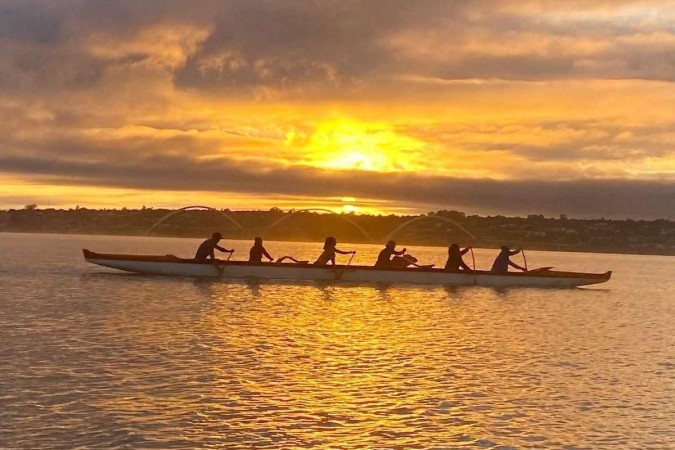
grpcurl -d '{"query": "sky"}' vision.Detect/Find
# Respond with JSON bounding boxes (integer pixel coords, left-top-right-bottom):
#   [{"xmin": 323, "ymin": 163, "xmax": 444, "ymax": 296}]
[{"xmin": 0, "ymin": 0, "xmax": 674, "ymax": 218}]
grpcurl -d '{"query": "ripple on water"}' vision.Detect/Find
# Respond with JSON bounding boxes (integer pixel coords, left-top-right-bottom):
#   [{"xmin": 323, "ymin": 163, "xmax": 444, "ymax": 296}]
[{"xmin": 0, "ymin": 235, "xmax": 674, "ymax": 448}]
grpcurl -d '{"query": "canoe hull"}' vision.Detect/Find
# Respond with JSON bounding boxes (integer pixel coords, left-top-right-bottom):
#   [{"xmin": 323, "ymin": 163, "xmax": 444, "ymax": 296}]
[{"xmin": 83, "ymin": 250, "xmax": 611, "ymax": 288}]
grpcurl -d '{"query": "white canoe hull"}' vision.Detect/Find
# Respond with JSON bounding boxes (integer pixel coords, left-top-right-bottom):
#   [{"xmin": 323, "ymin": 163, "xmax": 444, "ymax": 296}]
[{"xmin": 83, "ymin": 250, "xmax": 611, "ymax": 288}]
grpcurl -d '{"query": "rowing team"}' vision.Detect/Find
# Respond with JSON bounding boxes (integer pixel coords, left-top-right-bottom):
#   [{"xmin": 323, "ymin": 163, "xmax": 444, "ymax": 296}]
[{"xmin": 195, "ymin": 232, "xmax": 528, "ymax": 274}]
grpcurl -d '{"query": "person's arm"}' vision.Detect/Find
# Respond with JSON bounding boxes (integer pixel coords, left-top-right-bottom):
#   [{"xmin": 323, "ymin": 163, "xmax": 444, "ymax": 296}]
[
  {"xmin": 461, "ymin": 247, "xmax": 471, "ymax": 255},
  {"xmin": 508, "ymin": 260, "xmax": 526, "ymax": 271},
  {"xmin": 393, "ymin": 247, "xmax": 407, "ymax": 256},
  {"xmin": 215, "ymin": 245, "xmax": 234, "ymax": 253},
  {"xmin": 262, "ymin": 247, "xmax": 273, "ymax": 261},
  {"xmin": 334, "ymin": 248, "xmax": 353, "ymax": 255},
  {"xmin": 460, "ymin": 261, "xmax": 473, "ymax": 271}
]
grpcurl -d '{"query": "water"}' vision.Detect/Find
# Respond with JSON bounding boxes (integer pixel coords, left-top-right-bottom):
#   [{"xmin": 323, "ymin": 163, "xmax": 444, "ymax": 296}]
[{"xmin": 1, "ymin": 233, "xmax": 673, "ymax": 449}]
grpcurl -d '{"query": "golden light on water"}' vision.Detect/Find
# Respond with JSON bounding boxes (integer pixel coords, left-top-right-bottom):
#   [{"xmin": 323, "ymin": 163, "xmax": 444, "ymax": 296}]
[
  {"xmin": 81, "ymin": 243, "xmax": 671, "ymax": 448},
  {"xmin": 4, "ymin": 234, "xmax": 675, "ymax": 447}
]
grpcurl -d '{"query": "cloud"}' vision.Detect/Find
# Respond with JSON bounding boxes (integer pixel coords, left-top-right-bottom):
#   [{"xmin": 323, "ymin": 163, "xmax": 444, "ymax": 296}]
[
  {"xmin": 0, "ymin": 0, "xmax": 672, "ymax": 101},
  {"xmin": 0, "ymin": 0, "xmax": 673, "ymax": 217},
  {"xmin": 169, "ymin": 0, "xmax": 675, "ymax": 96},
  {"xmin": 1, "ymin": 147, "xmax": 673, "ymax": 218}
]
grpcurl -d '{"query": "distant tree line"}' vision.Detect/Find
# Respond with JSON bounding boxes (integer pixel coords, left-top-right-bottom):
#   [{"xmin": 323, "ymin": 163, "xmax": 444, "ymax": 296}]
[{"xmin": 1, "ymin": 207, "xmax": 674, "ymax": 256}]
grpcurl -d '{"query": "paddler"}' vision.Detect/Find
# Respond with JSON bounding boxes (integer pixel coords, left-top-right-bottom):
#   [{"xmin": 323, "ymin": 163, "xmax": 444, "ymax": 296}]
[
  {"xmin": 490, "ymin": 245, "xmax": 526, "ymax": 273},
  {"xmin": 249, "ymin": 237, "xmax": 273, "ymax": 263},
  {"xmin": 314, "ymin": 236, "xmax": 355, "ymax": 265},
  {"xmin": 375, "ymin": 240, "xmax": 407, "ymax": 267},
  {"xmin": 194, "ymin": 232, "xmax": 234, "ymax": 261},
  {"xmin": 445, "ymin": 243, "xmax": 473, "ymax": 272}
]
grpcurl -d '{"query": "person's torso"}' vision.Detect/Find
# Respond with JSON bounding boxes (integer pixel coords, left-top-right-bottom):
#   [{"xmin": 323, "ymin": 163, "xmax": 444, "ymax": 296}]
[
  {"xmin": 445, "ymin": 251, "xmax": 461, "ymax": 269},
  {"xmin": 491, "ymin": 252, "xmax": 509, "ymax": 272},
  {"xmin": 195, "ymin": 239, "xmax": 215, "ymax": 259},
  {"xmin": 249, "ymin": 246, "xmax": 263, "ymax": 262},
  {"xmin": 375, "ymin": 248, "xmax": 393, "ymax": 266},
  {"xmin": 315, "ymin": 249, "xmax": 335, "ymax": 265}
]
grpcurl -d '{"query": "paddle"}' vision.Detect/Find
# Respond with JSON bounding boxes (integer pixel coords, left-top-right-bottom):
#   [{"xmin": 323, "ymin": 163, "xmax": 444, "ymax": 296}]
[
  {"xmin": 275, "ymin": 256, "xmax": 309, "ymax": 264},
  {"xmin": 521, "ymin": 248, "xmax": 528, "ymax": 271},
  {"xmin": 332, "ymin": 251, "xmax": 356, "ymax": 281},
  {"xmin": 469, "ymin": 246, "xmax": 478, "ymax": 285},
  {"xmin": 527, "ymin": 266, "xmax": 554, "ymax": 273},
  {"xmin": 226, "ymin": 250, "xmax": 234, "ymax": 261}
]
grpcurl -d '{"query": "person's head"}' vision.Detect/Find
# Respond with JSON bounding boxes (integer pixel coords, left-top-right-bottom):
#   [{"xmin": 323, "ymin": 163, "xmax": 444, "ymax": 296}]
[
  {"xmin": 212, "ymin": 232, "xmax": 223, "ymax": 242},
  {"xmin": 385, "ymin": 240, "xmax": 396, "ymax": 249},
  {"xmin": 449, "ymin": 243, "xmax": 459, "ymax": 253},
  {"xmin": 254, "ymin": 237, "xmax": 263, "ymax": 246},
  {"xmin": 500, "ymin": 245, "xmax": 509, "ymax": 252},
  {"xmin": 324, "ymin": 236, "xmax": 337, "ymax": 249}
]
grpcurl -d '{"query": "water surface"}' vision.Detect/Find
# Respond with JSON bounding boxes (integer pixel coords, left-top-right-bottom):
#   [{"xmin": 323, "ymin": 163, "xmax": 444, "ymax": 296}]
[{"xmin": 1, "ymin": 233, "xmax": 674, "ymax": 448}]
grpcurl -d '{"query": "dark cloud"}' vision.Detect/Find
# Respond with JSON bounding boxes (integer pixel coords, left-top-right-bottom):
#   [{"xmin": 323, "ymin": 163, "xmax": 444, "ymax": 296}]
[
  {"xmin": 1, "ymin": 150, "xmax": 673, "ymax": 218},
  {"xmin": 426, "ymin": 48, "xmax": 675, "ymax": 83},
  {"xmin": 172, "ymin": 0, "xmax": 426, "ymax": 95},
  {"xmin": 171, "ymin": 0, "xmax": 675, "ymax": 94},
  {"xmin": 0, "ymin": 2, "xmax": 66, "ymax": 44},
  {"xmin": 0, "ymin": 0, "xmax": 673, "ymax": 96},
  {"xmin": 0, "ymin": 44, "xmax": 109, "ymax": 91}
]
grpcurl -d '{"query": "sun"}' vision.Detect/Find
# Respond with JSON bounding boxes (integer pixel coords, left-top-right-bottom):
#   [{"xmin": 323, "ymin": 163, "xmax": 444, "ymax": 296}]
[
  {"xmin": 341, "ymin": 203, "xmax": 359, "ymax": 214},
  {"xmin": 300, "ymin": 118, "xmax": 424, "ymax": 172}
]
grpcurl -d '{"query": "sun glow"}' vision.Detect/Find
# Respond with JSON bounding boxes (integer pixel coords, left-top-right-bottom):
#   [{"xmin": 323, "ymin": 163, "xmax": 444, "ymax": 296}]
[
  {"xmin": 341, "ymin": 204, "xmax": 359, "ymax": 214},
  {"xmin": 301, "ymin": 119, "xmax": 425, "ymax": 172}
]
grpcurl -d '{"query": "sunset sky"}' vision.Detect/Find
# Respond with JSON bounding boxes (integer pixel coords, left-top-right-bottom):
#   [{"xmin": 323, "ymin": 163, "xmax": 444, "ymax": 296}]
[{"xmin": 1, "ymin": 0, "xmax": 674, "ymax": 218}]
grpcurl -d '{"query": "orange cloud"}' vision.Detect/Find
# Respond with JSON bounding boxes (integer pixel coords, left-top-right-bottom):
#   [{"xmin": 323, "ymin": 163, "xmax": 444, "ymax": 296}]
[{"xmin": 0, "ymin": 1, "xmax": 673, "ymax": 217}]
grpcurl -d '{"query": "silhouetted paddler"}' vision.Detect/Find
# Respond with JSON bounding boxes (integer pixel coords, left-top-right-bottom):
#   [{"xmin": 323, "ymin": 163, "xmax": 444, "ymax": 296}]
[
  {"xmin": 375, "ymin": 240, "xmax": 407, "ymax": 267},
  {"xmin": 194, "ymin": 232, "xmax": 234, "ymax": 261},
  {"xmin": 249, "ymin": 237, "xmax": 273, "ymax": 263},
  {"xmin": 445, "ymin": 243, "xmax": 473, "ymax": 272},
  {"xmin": 491, "ymin": 245, "xmax": 526, "ymax": 273},
  {"xmin": 314, "ymin": 236, "xmax": 355, "ymax": 265}
]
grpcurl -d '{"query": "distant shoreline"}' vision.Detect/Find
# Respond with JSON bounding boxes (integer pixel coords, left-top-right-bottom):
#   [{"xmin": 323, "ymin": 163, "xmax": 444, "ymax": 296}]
[
  {"xmin": 2, "ymin": 207, "xmax": 674, "ymax": 257},
  {"xmin": 3, "ymin": 229, "xmax": 674, "ymax": 258}
]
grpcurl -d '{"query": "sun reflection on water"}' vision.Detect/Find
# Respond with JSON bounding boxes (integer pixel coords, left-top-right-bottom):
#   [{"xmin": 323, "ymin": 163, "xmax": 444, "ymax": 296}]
[{"xmin": 2, "ymin": 235, "xmax": 674, "ymax": 448}]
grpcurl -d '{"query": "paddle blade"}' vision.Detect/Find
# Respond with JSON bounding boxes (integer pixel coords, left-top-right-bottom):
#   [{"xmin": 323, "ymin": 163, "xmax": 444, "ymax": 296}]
[{"xmin": 527, "ymin": 266, "xmax": 554, "ymax": 273}]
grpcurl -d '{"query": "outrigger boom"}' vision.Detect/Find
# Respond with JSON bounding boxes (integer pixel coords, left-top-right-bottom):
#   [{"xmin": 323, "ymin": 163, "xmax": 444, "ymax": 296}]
[{"xmin": 83, "ymin": 249, "xmax": 611, "ymax": 288}]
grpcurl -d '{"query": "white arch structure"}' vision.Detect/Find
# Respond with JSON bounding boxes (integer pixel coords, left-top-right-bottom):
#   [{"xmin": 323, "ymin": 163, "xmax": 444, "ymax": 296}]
[
  {"xmin": 145, "ymin": 206, "xmax": 245, "ymax": 235},
  {"xmin": 263, "ymin": 208, "xmax": 376, "ymax": 243},
  {"xmin": 385, "ymin": 215, "xmax": 476, "ymax": 243},
  {"xmin": 144, "ymin": 206, "xmax": 473, "ymax": 245}
]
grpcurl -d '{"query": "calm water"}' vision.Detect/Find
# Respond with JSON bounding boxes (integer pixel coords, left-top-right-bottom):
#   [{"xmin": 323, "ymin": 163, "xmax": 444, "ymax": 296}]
[{"xmin": 0, "ymin": 233, "xmax": 674, "ymax": 449}]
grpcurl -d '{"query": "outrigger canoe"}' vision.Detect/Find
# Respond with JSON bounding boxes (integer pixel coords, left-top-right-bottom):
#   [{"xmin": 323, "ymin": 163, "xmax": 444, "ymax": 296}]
[{"xmin": 83, "ymin": 249, "xmax": 611, "ymax": 288}]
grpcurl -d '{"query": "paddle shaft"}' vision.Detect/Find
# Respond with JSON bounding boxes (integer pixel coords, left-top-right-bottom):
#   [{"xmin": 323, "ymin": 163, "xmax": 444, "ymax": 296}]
[
  {"xmin": 469, "ymin": 247, "xmax": 477, "ymax": 285},
  {"xmin": 347, "ymin": 251, "xmax": 356, "ymax": 266}
]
